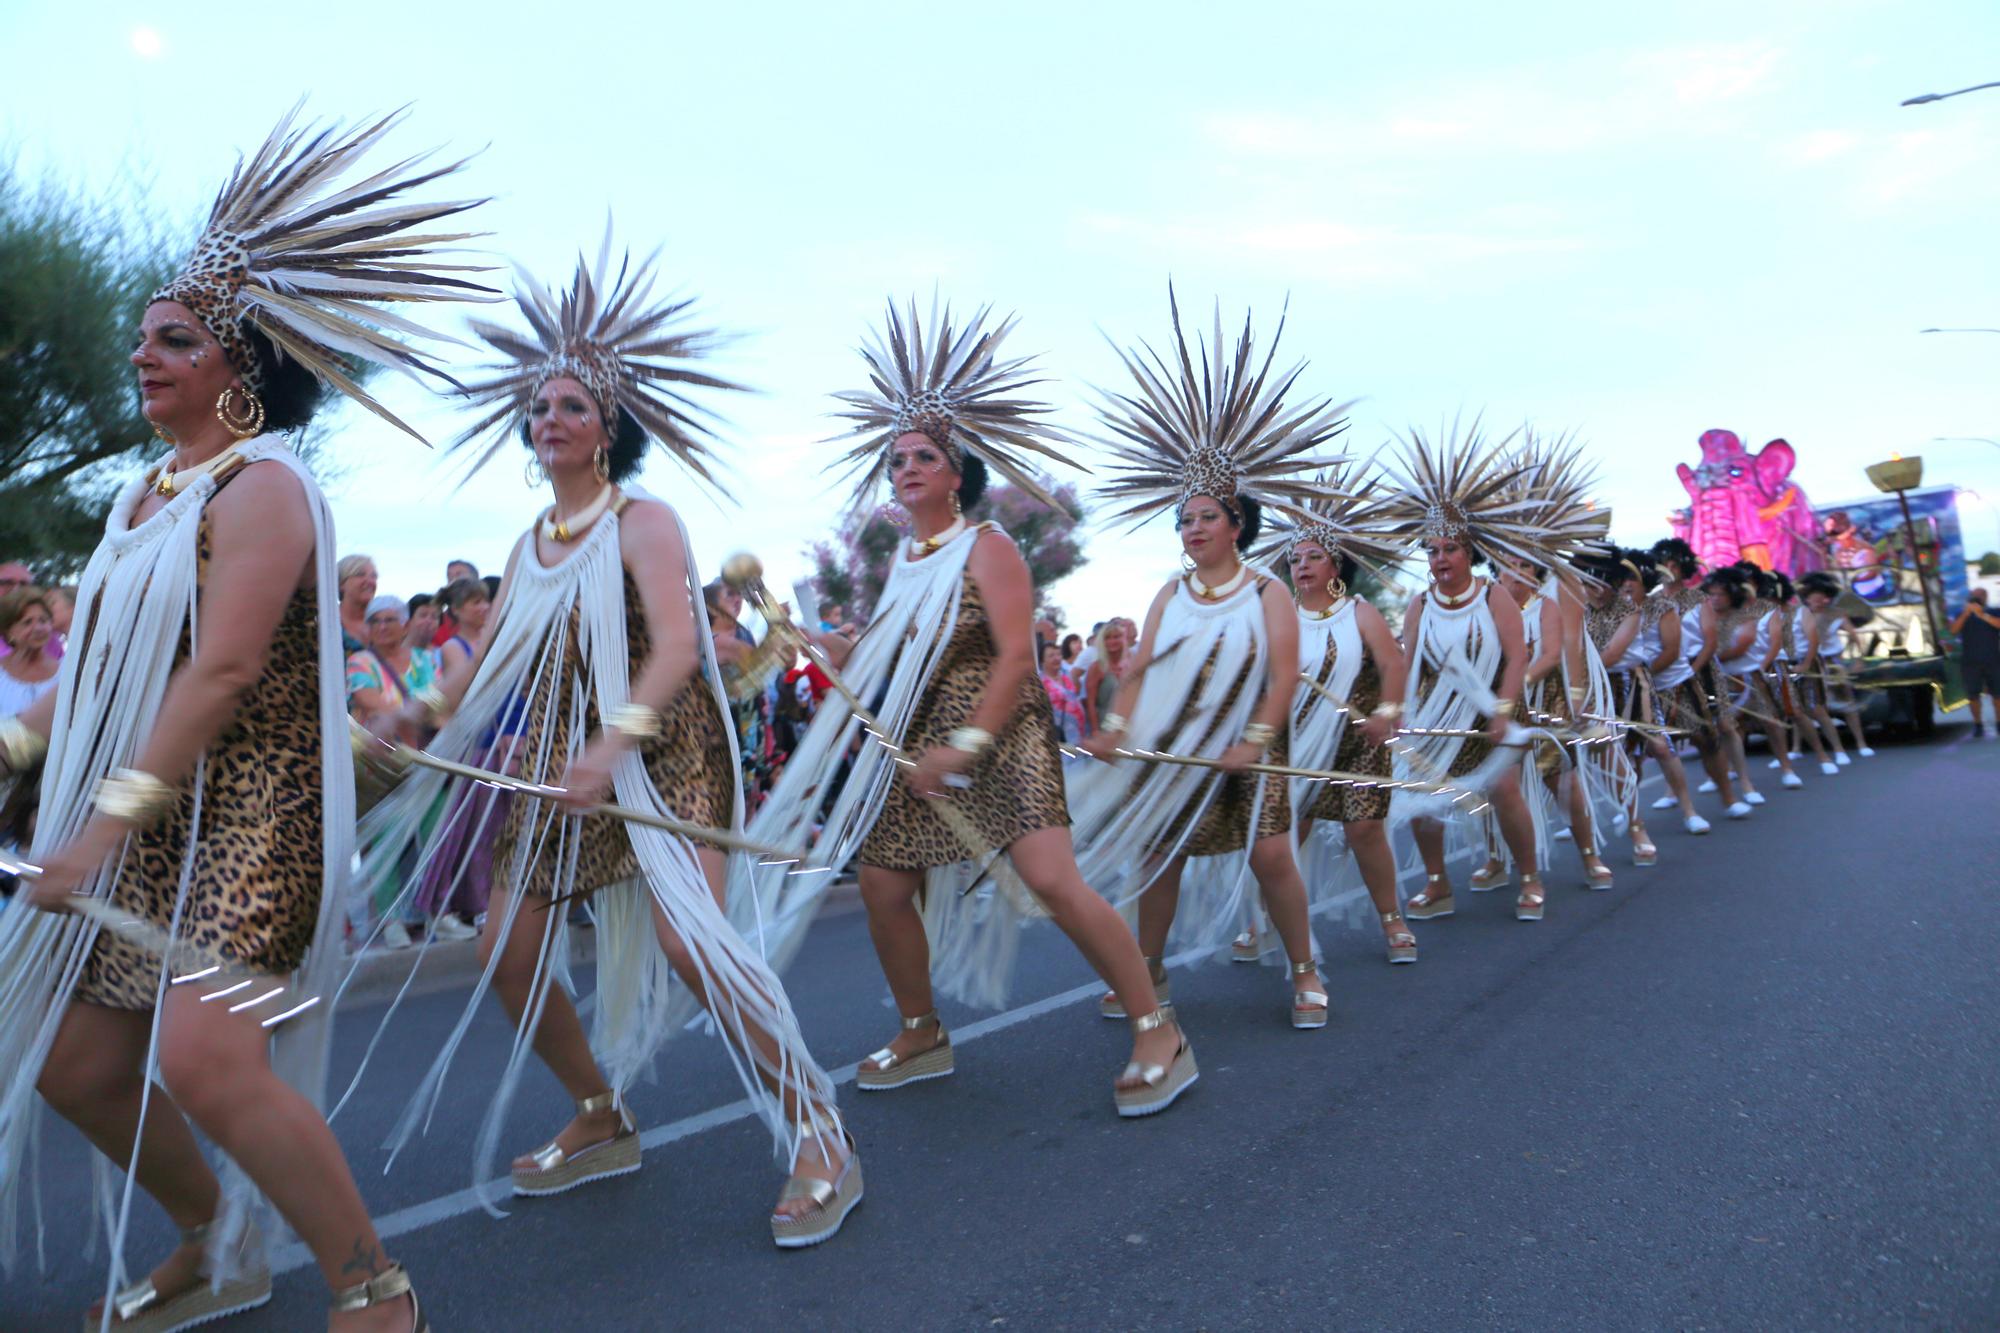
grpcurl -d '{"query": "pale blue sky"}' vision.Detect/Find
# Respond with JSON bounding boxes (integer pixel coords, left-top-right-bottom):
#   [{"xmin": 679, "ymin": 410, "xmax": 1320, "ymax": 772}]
[{"xmin": 6, "ymin": 0, "xmax": 1998, "ymax": 618}]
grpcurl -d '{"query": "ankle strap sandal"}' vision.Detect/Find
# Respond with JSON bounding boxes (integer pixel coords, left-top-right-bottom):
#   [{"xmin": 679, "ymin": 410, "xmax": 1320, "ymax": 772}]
[
  {"xmin": 1290, "ymin": 960, "xmax": 1329, "ymax": 1030},
  {"xmin": 331, "ymin": 1262, "xmax": 426, "ymax": 1330}
]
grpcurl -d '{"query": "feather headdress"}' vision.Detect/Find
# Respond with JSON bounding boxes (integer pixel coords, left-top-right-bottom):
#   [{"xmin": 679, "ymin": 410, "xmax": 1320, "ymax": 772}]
[
  {"xmin": 449, "ymin": 235, "xmax": 750, "ymax": 493},
  {"xmin": 1507, "ymin": 428, "xmax": 1614, "ymax": 574},
  {"xmin": 1382, "ymin": 417, "xmax": 1576, "ymax": 571},
  {"xmin": 151, "ymin": 102, "xmax": 495, "ymax": 441},
  {"xmin": 1252, "ymin": 456, "xmax": 1408, "ymax": 579},
  {"xmin": 826, "ymin": 296, "xmax": 1079, "ymax": 512},
  {"xmin": 1089, "ymin": 288, "xmax": 1353, "ymax": 531}
]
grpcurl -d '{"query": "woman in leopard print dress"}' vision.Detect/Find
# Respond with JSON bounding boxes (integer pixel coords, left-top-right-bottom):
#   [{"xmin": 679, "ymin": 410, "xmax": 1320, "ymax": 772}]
[
  {"xmin": 357, "ymin": 252, "xmax": 858, "ymax": 1248},
  {"xmin": 0, "ymin": 108, "xmax": 480, "ymax": 1332}
]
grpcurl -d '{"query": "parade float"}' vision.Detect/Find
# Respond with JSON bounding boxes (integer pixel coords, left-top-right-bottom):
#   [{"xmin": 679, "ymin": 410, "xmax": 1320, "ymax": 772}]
[{"xmin": 1671, "ymin": 432, "xmax": 1968, "ymax": 735}]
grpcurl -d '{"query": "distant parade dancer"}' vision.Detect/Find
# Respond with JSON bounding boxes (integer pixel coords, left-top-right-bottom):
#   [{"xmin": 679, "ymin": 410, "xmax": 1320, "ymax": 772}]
[
  {"xmin": 347, "ymin": 240, "xmax": 860, "ymax": 1248},
  {"xmin": 0, "ymin": 107, "xmax": 491, "ymax": 1332},
  {"xmin": 1651, "ymin": 537, "xmax": 1753, "ymax": 820}
]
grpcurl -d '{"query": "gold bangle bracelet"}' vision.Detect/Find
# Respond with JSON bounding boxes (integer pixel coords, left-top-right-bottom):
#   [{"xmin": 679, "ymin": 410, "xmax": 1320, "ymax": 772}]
[
  {"xmin": 1491, "ymin": 698, "xmax": 1515, "ymax": 719},
  {"xmin": 94, "ymin": 768, "xmax": 176, "ymax": 826},
  {"xmin": 606, "ymin": 703, "xmax": 664, "ymax": 742},
  {"xmin": 1102, "ymin": 713, "xmax": 1129, "ymax": 735},
  {"xmin": 414, "ymin": 685, "xmax": 451, "ymax": 723},
  {"xmin": 1370, "ymin": 701, "xmax": 1403, "ymax": 720},
  {"xmin": 0, "ymin": 716, "xmax": 48, "ymax": 771},
  {"xmin": 946, "ymin": 725, "xmax": 994, "ymax": 756},
  {"xmin": 1242, "ymin": 721, "xmax": 1278, "ymax": 748}
]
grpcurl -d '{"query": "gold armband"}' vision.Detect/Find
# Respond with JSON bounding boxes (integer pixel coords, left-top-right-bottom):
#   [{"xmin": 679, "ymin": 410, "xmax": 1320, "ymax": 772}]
[
  {"xmin": 605, "ymin": 703, "xmax": 664, "ymax": 742},
  {"xmin": 413, "ymin": 685, "xmax": 452, "ymax": 723},
  {"xmin": 1490, "ymin": 697, "xmax": 1516, "ymax": 720},
  {"xmin": 946, "ymin": 725, "xmax": 994, "ymax": 756},
  {"xmin": 94, "ymin": 768, "xmax": 176, "ymax": 826},
  {"xmin": 1101, "ymin": 712, "xmax": 1129, "ymax": 736},
  {"xmin": 0, "ymin": 716, "xmax": 48, "ymax": 771},
  {"xmin": 1370, "ymin": 701, "xmax": 1403, "ymax": 721},
  {"xmin": 1242, "ymin": 721, "xmax": 1278, "ymax": 749}
]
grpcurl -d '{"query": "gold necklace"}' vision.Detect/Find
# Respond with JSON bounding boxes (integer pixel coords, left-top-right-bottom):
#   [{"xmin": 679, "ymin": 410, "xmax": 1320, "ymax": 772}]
[
  {"xmin": 540, "ymin": 483, "xmax": 616, "ymax": 543},
  {"xmin": 1298, "ymin": 593, "xmax": 1346, "ymax": 621},
  {"xmin": 1189, "ymin": 561, "xmax": 1250, "ymax": 600},
  {"xmin": 910, "ymin": 516, "xmax": 968, "ymax": 558},
  {"xmin": 151, "ymin": 447, "xmax": 243, "ymax": 497},
  {"xmin": 1430, "ymin": 576, "xmax": 1482, "ymax": 609}
]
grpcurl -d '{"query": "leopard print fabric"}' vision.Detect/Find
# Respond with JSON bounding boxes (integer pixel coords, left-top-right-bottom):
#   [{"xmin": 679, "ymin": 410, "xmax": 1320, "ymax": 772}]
[
  {"xmin": 498, "ymin": 566, "xmax": 738, "ymax": 898},
  {"xmin": 1308, "ymin": 655, "xmax": 1391, "ymax": 823},
  {"xmin": 858, "ymin": 553, "xmax": 1070, "ymax": 871},
  {"xmin": 78, "ymin": 484, "xmax": 323, "ymax": 1009},
  {"xmin": 1413, "ymin": 661, "xmax": 1503, "ymax": 779}
]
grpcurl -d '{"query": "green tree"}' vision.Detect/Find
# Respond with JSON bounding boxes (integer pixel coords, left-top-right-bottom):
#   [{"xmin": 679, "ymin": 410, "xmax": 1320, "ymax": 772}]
[
  {"xmin": 1979, "ymin": 550, "xmax": 2000, "ymax": 577},
  {"xmin": 0, "ymin": 161, "xmax": 181, "ymax": 578},
  {"xmin": 806, "ymin": 478, "xmax": 1088, "ymax": 622}
]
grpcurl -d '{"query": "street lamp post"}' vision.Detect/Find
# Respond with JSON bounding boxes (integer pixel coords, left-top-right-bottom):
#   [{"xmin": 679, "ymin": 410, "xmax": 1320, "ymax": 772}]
[
  {"xmin": 1864, "ymin": 455, "xmax": 1947, "ymax": 653},
  {"xmin": 1901, "ymin": 80, "xmax": 2000, "ymax": 106}
]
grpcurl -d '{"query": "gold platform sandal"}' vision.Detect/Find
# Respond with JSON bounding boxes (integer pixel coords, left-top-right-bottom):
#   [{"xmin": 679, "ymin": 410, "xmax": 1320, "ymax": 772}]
[
  {"xmin": 91, "ymin": 1220, "xmax": 271, "ymax": 1333},
  {"xmin": 1113, "ymin": 1006, "xmax": 1198, "ymax": 1118},
  {"xmin": 1405, "ymin": 873, "xmax": 1455, "ymax": 920},
  {"xmin": 1230, "ymin": 930, "xmax": 1261, "ymax": 963},
  {"xmin": 511, "ymin": 1091, "xmax": 641, "ymax": 1197},
  {"xmin": 1468, "ymin": 859, "xmax": 1506, "ymax": 892},
  {"xmin": 1381, "ymin": 911, "xmax": 1418, "ymax": 964},
  {"xmin": 770, "ymin": 1122, "xmax": 864, "ymax": 1249},
  {"xmin": 330, "ymin": 1263, "xmax": 426, "ymax": 1332},
  {"xmin": 1580, "ymin": 851, "xmax": 1615, "ymax": 891},
  {"xmin": 1515, "ymin": 874, "xmax": 1547, "ymax": 922},
  {"xmin": 1100, "ymin": 955, "xmax": 1172, "ymax": 1019},
  {"xmin": 1289, "ymin": 960, "xmax": 1329, "ymax": 1030},
  {"xmin": 856, "ymin": 1010, "xmax": 954, "ymax": 1090}
]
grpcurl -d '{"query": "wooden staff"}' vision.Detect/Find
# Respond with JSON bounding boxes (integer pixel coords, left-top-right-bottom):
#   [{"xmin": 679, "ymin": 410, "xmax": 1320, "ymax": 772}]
[{"xmin": 0, "ymin": 852, "xmax": 322, "ymax": 1028}]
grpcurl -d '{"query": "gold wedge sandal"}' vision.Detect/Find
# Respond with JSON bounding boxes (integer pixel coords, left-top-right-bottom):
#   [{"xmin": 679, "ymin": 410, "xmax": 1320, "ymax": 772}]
[
  {"xmin": 1516, "ymin": 874, "xmax": 1547, "ymax": 922},
  {"xmin": 1230, "ymin": 930, "xmax": 1261, "ymax": 963},
  {"xmin": 770, "ymin": 1124, "xmax": 864, "ymax": 1249},
  {"xmin": 1289, "ymin": 960, "xmax": 1329, "ymax": 1030},
  {"xmin": 91, "ymin": 1220, "xmax": 270, "ymax": 1333},
  {"xmin": 1468, "ymin": 860, "xmax": 1506, "ymax": 892},
  {"xmin": 1381, "ymin": 911, "xmax": 1418, "ymax": 964},
  {"xmin": 1405, "ymin": 873, "xmax": 1455, "ymax": 920},
  {"xmin": 330, "ymin": 1262, "xmax": 426, "ymax": 1332},
  {"xmin": 1580, "ymin": 852, "xmax": 1615, "ymax": 891},
  {"xmin": 1113, "ymin": 1006, "xmax": 1198, "ymax": 1118},
  {"xmin": 511, "ymin": 1091, "xmax": 641, "ymax": 1197},
  {"xmin": 1100, "ymin": 955, "xmax": 1172, "ymax": 1019},
  {"xmin": 856, "ymin": 1010, "xmax": 954, "ymax": 1090}
]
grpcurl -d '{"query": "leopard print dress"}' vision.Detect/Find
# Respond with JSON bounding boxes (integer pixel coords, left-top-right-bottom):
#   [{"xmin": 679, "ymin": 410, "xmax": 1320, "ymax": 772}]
[
  {"xmin": 1308, "ymin": 654, "xmax": 1391, "ymax": 823},
  {"xmin": 858, "ymin": 566, "xmax": 1070, "ymax": 871},
  {"xmin": 497, "ymin": 566, "xmax": 737, "ymax": 898},
  {"xmin": 78, "ymin": 495, "xmax": 324, "ymax": 1009}
]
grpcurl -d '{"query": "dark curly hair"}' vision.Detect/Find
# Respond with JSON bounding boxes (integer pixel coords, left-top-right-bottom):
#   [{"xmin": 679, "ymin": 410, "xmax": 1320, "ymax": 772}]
[
  {"xmin": 241, "ymin": 326, "xmax": 328, "ymax": 431},
  {"xmin": 1651, "ymin": 536, "xmax": 1699, "ymax": 580},
  {"xmin": 1699, "ymin": 564, "xmax": 1751, "ymax": 608},
  {"xmin": 955, "ymin": 453, "xmax": 989, "ymax": 512},
  {"xmin": 517, "ymin": 402, "xmax": 649, "ymax": 484}
]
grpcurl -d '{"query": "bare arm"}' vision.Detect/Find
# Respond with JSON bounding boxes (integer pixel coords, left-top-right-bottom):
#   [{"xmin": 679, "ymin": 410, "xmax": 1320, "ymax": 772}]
[
  {"xmin": 1354, "ymin": 600, "xmax": 1407, "ymax": 745},
  {"xmin": 1717, "ymin": 620, "xmax": 1756, "ymax": 664},
  {"xmin": 1080, "ymin": 580, "xmax": 1175, "ymax": 758},
  {"xmin": 1488, "ymin": 586, "xmax": 1529, "ymax": 713},
  {"xmin": 32, "ymin": 463, "xmax": 316, "ymax": 898},
  {"xmin": 1603, "ymin": 610, "xmax": 1640, "ymax": 669},
  {"xmin": 959, "ymin": 531, "xmax": 1037, "ymax": 740},
  {"xmin": 1649, "ymin": 609, "xmax": 1682, "ymax": 674},
  {"xmin": 1082, "ymin": 658, "xmax": 1105, "ymax": 733},
  {"xmin": 1687, "ymin": 605, "xmax": 1720, "ymax": 673},
  {"xmin": 1523, "ymin": 599, "xmax": 1564, "ymax": 686},
  {"xmin": 1400, "ymin": 591, "xmax": 1428, "ymax": 681}
]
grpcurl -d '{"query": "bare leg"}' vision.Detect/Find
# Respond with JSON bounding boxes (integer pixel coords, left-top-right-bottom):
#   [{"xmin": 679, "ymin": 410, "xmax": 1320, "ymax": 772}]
[
  {"xmin": 1813, "ymin": 704, "xmax": 1847, "ymax": 759},
  {"xmin": 1006, "ymin": 826, "xmax": 1182, "ymax": 1081},
  {"xmin": 1720, "ymin": 716, "xmax": 1759, "ymax": 798},
  {"xmin": 1246, "ymin": 833, "xmax": 1327, "ymax": 1007},
  {"xmin": 855, "ymin": 862, "xmax": 937, "ymax": 1068},
  {"xmin": 38, "ymin": 1003, "xmax": 221, "ymax": 1313},
  {"xmin": 1134, "ymin": 854, "xmax": 1187, "ymax": 960},
  {"xmin": 1412, "ymin": 817, "xmax": 1447, "ymax": 883},
  {"xmin": 1645, "ymin": 736, "xmax": 1697, "ymax": 818},
  {"xmin": 1487, "ymin": 773, "xmax": 1541, "ymax": 876},
  {"xmin": 153, "ymin": 987, "xmax": 411, "ymax": 1330},
  {"xmin": 478, "ymin": 886, "xmax": 621, "ymax": 1167}
]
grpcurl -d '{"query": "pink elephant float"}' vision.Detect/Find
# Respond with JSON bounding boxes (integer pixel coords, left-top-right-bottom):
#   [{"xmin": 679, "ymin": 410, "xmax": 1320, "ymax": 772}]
[{"xmin": 1674, "ymin": 429, "xmax": 1823, "ymax": 577}]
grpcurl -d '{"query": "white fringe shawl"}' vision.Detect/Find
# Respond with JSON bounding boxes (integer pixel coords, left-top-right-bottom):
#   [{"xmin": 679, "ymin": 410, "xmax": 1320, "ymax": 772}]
[
  {"xmin": 1390, "ymin": 584, "xmax": 1524, "ymax": 828},
  {"xmin": 722, "ymin": 525, "xmax": 990, "ymax": 1000},
  {"xmin": 0, "ymin": 437, "xmax": 350, "ymax": 1288},
  {"xmin": 1287, "ymin": 603, "xmax": 1378, "ymax": 930},
  {"xmin": 332, "ymin": 494, "xmax": 837, "ymax": 1194},
  {"xmin": 1563, "ymin": 595, "xmax": 1637, "ymax": 848},
  {"xmin": 1068, "ymin": 578, "xmax": 1280, "ymax": 963}
]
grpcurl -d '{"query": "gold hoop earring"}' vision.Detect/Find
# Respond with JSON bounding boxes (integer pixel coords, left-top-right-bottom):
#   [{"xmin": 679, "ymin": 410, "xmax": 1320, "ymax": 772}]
[
  {"xmin": 215, "ymin": 385, "xmax": 265, "ymax": 440},
  {"xmin": 1181, "ymin": 552, "xmax": 1196, "ymax": 573},
  {"xmin": 525, "ymin": 453, "xmax": 549, "ymax": 488},
  {"xmin": 594, "ymin": 445, "xmax": 610, "ymax": 483},
  {"xmin": 1326, "ymin": 574, "xmax": 1348, "ymax": 599},
  {"xmin": 951, "ymin": 490, "xmax": 962, "ymax": 517}
]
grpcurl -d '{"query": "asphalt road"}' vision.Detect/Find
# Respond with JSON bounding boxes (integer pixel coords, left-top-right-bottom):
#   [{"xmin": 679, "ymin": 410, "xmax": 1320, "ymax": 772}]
[{"xmin": 9, "ymin": 721, "xmax": 1998, "ymax": 1331}]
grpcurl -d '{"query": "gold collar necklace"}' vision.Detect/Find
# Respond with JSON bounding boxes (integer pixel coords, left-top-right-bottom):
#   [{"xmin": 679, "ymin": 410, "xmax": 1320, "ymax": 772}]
[
  {"xmin": 910, "ymin": 516, "xmax": 968, "ymax": 558},
  {"xmin": 1299, "ymin": 593, "xmax": 1347, "ymax": 621},
  {"xmin": 1430, "ymin": 576, "xmax": 1482, "ymax": 610},
  {"xmin": 151, "ymin": 448, "xmax": 243, "ymax": 497},
  {"xmin": 1189, "ymin": 560, "xmax": 1250, "ymax": 601},
  {"xmin": 541, "ymin": 483, "xmax": 616, "ymax": 543}
]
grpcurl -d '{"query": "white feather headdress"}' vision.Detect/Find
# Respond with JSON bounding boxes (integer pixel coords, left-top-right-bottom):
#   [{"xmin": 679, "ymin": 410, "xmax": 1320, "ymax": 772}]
[
  {"xmin": 151, "ymin": 102, "xmax": 495, "ymax": 441},
  {"xmin": 449, "ymin": 236, "xmax": 750, "ymax": 493},
  {"xmin": 1253, "ymin": 456, "xmax": 1408, "ymax": 579},
  {"xmin": 1382, "ymin": 417, "xmax": 1577, "ymax": 571},
  {"xmin": 826, "ymin": 296, "xmax": 1080, "ymax": 513},
  {"xmin": 1089, "ymin": 287, "xmax": 1353, "ymax": 531}
]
